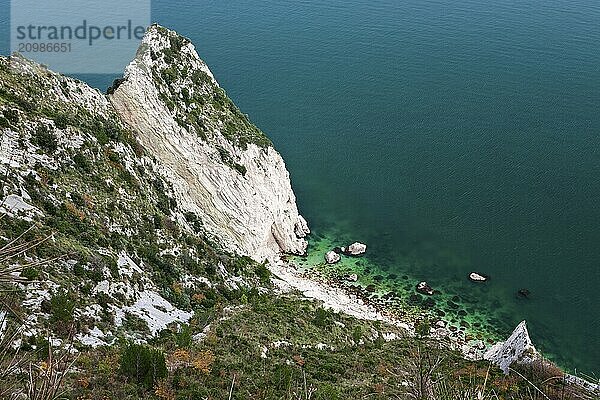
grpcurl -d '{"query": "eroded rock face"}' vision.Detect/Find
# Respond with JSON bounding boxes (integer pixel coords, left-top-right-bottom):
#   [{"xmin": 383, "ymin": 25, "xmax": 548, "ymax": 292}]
[
  {"xmin": 110, "ymin": 25, "xmax": 308, "ymax": 261},
  {"xmin": 484, "ymin": 320, "xmax": 539, "ymax": 374}
]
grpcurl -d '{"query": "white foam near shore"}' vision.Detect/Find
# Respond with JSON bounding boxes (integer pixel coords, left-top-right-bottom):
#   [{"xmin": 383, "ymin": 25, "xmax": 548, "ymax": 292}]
[{"xmin": 268, "ymin": 257, "xmax": 412, "ymax": 332}]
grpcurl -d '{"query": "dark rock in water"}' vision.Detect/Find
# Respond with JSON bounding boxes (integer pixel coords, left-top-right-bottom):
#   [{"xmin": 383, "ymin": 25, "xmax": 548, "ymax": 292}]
[
  {"xmin": 474, "ymin": 322, "xmax": 481, "ymax": 328},
  {"xmin": 373, "ymin": 275, "xmax": 384, "ymax": 282},
  {"xmin": 449, "ymin": 326, "xmax": 458, "ymax": 332},
  {"xmin": 409, "ymin": 294, "xmax": 422, "ymax": 305},
  {"xmin": 457, "ymin": 309, "xmax": 468, "ymax": 317},
  {"xmin": 447, "ymin": 301, "xmax": 459, "ymax": 309},
  {"xmin": 387, "ymin": 274, "xmax": 398, "ymax": 280},
  {"xmin": 416, "ymin": 281, "xmax": 434, "ymax": 295},
  {"xmin": 433, "ymin": 289, "xmax": 442, "ymax": 295},
  {"xmin": 452, "ymin": 295, "xmax": 461, "ymax": 303},
  {"xmin": 459, "ymin": 293, "xmax": 477, "ymax": 304},
  {"xmin": 365, "ymin": 284, "xmax": 377, "ymax": 293},
  {"xmin": 364, "ymin": 268, "xmax": 371, "ymax": 274},
  {"xmin": 333, "ymin": 246, "xmax": 343, "ymax": 254},
  {"xmin": 402, "ymin": 275, "xmax": 409, "ymax": 280},
  {"xmin": 382, "ymin": 291, "xmax": 395, "ymax": 300},
  {"xmin": 517, "ymin": 289, "xmax": 531, "ymax": 298},
  {"xmin": 435, "ymin": 309, "xmax": 446, "ymax": 317},
  {"xmin": 422, "ymin": 298, "xmax": 436, "ymax": 309}
]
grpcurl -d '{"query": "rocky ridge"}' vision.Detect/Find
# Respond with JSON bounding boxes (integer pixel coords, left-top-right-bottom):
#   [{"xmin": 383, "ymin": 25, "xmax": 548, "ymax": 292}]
[{"xmin": 110, "ymin": 25, "xmax": 309, "ymax": 261}]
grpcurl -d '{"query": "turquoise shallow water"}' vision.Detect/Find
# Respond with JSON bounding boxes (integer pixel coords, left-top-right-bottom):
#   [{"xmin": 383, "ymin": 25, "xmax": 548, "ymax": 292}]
[{"xmin": 1, "ymin": 0, "xmax": 599, "ymax": 375}]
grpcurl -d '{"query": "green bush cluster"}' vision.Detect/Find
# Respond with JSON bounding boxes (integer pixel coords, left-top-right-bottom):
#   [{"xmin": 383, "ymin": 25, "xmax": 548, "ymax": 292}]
[
  {"xmin": 119, "ymin": 343, "xmax": 167, "ymax": 388},
  {"xmin": 31, "ymin": 124, "xmax": 58, "ymax": 153}
]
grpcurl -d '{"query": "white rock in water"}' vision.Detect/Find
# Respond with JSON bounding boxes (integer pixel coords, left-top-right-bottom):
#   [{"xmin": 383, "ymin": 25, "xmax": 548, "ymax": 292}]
[
  {"xmin": 325, "ymin": 251, "xmax": 341, "ymax": 264},
  {"xmin": 347, "ymin": 273, "xmax": 358, "ymax": 282},
  {"xmin": 110, "ymin": 25, "xmax": 308, "ymax": 261},
  {"xmin": 484, "ymin": 320, "xmax": 538, "ymax": 374},
  {"xmin": 416, "ymin": 281, "xmax": 434, "ymax": 295},
  {"xmin": 347, "ymin": 242, "xmax": 367, "ymax": 256},
  {"xmin": 469, "ymin": 272, "xmax": 487, "ymax": 282}
]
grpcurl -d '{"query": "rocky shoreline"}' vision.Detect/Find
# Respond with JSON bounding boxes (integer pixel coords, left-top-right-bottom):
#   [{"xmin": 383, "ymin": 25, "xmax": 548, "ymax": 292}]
[
  {"xmin": 269, "ymin": 254, "xmax": 488, "ymax": 361},
  {"xmin": 270, "ymin": 247, "xmax": 599, "ymax": 396}
]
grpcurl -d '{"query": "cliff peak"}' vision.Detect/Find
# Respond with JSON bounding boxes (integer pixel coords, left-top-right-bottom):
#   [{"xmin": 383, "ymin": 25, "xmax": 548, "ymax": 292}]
[{"xmin": 110, "ymin": 25, "xmax": 309, "ymax": 260}]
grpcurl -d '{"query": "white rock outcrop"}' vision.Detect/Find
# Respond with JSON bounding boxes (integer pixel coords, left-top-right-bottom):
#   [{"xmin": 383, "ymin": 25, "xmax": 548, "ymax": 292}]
[
  {"xmin": 110, "ymin": 25, "xmax": 308, "ymax": 261},
  {"xmin": 484, "ymin": 320, "xmax": 539, "ymax": 374},
  {"xmin": 346, "ymin": 242, "xmax": 367, "ymax": 256},
  {"xmin": 325, "ymin": 251, "xmax": 341, "ymax": 264}
]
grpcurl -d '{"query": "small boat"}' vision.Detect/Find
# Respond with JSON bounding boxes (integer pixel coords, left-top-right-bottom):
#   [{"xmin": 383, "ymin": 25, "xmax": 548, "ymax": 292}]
[
  {"xmin": 416, "ymin": 281, "xmax": 434, "ymax": 295},
  {"xmin": 468, "ymin": 272, "xmax": 489, "ymax": 282}
]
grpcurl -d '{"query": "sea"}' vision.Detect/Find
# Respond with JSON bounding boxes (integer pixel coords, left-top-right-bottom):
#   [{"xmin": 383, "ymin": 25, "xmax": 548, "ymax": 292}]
[{"xmin": 0, "ymin": 0, "xmax": 598, "ymax": 375}]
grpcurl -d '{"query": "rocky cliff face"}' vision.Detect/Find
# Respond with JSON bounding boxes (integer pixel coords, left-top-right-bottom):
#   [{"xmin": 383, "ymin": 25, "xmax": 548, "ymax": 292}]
[
  {"xmin": 109, "ymin": 25, "xmax": 309, "ymax": 261},
  {"xmin": 484, "ymin": 320, "xmax": 539, "ymax": 374},
  {"xmin": 0, "ymin": 25, "xmax": 309, "ymax": 345}
]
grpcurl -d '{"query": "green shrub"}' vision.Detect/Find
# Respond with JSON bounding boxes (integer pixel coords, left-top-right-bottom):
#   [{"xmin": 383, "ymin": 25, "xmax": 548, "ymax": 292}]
[
  {"xmin": 314, "ymin": 383, "xmax": 342, "ymax": 400},
  {"xmin": 122, "ymin": 313, "xmax": 150, "ymax": 334},
  {"xmin": 233, "ymin": 163, "xmax": 247, "ymax": 176},
  {"xmin": 3, "ymin": 109, "xmax": 19, "ymax": 124},
  {"xmin": 313, "ymin": 307, "xmax": 332, "ymax": 328},
  {"xmin": 119, "ymin": 343, "xmax": 167, "ymax": 388},
  {"xmin": 53, "ymin": 113, "xmax": 69, "ymax": 129},
  {"xmin": 32, "ymin": 124, "xmax": 58, "ymax": 153},
  {"xmin": 416, "ymin": 319, "xmax": 431, "ymax": 338},
  {"xmin": 73, "ymin": 153, "xmax": 92, "ymax": 172},
  {"xmin": 106, "ymin": 78, "xmax": 126, "ymax": 95},
  {"xmin": 49, "ymin": 290, "xmax": 75, "ymax": 333},
  {"xmin": 352, "ymin": 325, "xmax": 362, "ymax": 345},
  {"xmin": 255, "ymin": 262, "xmax": 271, "ymax": 284},
  {"xmin": 21, "ymin": 267, "xmax": 39, "ymax": 281}
]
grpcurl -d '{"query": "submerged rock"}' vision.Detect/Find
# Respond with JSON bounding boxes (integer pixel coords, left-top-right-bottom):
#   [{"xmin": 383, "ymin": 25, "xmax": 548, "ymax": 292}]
[
  {"xmin": 325, "ymin": 251, "xmax": 341, "ymax": 264},
  {"xmin": 409, "ymin": 294, "xmax": 422, "ymax": 305},
  {"xmin": 484, "ymin": 320, "xmax": 538, "ymax": 374},
  {"xmin": 422, "ymin": 297, "xmax": 436, "ymax": 308}
]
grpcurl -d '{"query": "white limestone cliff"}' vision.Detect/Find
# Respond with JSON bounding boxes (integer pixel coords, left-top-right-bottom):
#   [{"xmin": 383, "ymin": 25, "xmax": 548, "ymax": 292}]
[
  {"xmin": 484, "ymin": 320, "xmax": 539, "ymax": 374},
  {"xmin": 110, "ymin": 25, "xmax": 309, "ymax": 261}
]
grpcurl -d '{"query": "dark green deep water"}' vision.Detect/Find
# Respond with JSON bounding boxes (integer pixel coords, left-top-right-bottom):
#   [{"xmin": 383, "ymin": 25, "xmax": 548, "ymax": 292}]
[{"xmin": 2, "ymin": 0, "xmax": 599, "ymax": 375}]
